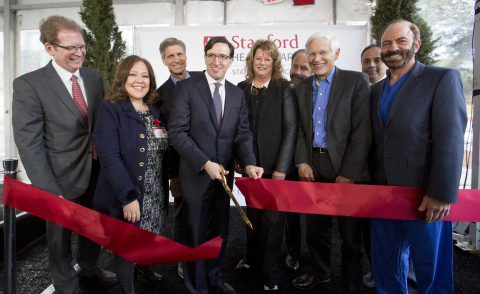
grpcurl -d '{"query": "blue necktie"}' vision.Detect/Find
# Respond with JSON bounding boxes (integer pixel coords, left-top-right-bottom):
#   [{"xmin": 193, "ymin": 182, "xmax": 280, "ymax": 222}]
[{"xmin": 213, "ymin": 82, "xmax": 222, "ymax": 127}]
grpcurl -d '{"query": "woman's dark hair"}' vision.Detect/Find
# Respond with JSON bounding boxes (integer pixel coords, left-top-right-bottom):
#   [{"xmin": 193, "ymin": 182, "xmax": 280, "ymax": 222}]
[{"xmin": 105, "ymin": 55, "xmax": 158, "ymax": 104}]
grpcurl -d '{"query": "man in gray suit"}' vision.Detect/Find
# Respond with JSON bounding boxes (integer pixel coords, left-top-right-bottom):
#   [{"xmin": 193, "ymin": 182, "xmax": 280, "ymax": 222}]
[
  {"xmin": 292, "ymin": 32, "xmax": 371, "ymax": 293},
  {"xmin": 370, "ymin": 20, "xmax": 467, "ymax": 294},
  {"xmin": 12, "ymin": 15, "xmax": 117, "ymax": 294}
]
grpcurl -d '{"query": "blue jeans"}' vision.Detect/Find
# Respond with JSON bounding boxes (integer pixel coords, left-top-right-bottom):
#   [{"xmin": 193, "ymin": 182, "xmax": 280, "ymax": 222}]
[{"xmin": 371, "ymin": 218, "xmax": 453, "ymax": 294}]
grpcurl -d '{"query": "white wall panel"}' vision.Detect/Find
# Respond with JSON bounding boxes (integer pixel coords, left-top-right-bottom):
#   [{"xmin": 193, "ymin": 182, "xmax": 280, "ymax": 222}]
[
  {"xmin": 114, "ymin": 3, "xmax": 175, "ymax": 26},
  {"xmin": 16, "ymin": 8, "xmax": 82, "ymax": 30},
  {"xmin": 337, "ymin": 0, "xmax": 372, "ymax": 22},
  {"xmin": 227, "ymin": 0, "xmax": 333, "ymax": 25},
  {"xmin": 135, "ymin": 24, "xmax": 367, "ymax": 87},
  {"xmin": 185, "ymin": 0, "xmax": 224, "ymax": 26},
  {"xmin": 17, "ymin": 0, "xmax": 79, "ymax": 4},
  {"xmin": 16, "ymin": 3, "xmax": 175, "ymax": 30}
]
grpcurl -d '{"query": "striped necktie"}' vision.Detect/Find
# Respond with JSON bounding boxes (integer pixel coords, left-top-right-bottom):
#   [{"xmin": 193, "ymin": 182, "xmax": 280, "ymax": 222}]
[
  {"xmin": 71, "ymin": 75, "xmax": 97, "ymax": 160},
  {"xmin": 213, "ymin": 82, "xmax": 223, "ymax": 127}
]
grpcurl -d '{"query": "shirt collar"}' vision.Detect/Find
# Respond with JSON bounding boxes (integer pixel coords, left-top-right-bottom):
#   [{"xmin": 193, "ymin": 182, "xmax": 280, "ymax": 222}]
[
  {"xmin": 170, "ymin": 71, "xmax": 191, "ymax": 85},
  {"xmin": 313, "ymin": 66, "xmax": 335, "ymax": 88},
  {"xmin": 205, "ymin": 71, "xmax": 225, "ymax": 87},
  {"xmin": 251, "ymin": 79, "xmax": 270, "ymax": 91},
  {"xmin": 370, "ymin": 74, "xmax": 387, "ymax": 85},
  {"xmin": 52, "ymin": 59, "xmax": 81, "ymax": 84},
  {"xmin": 385, "ymin": 70, "xmax": 411, "ymax": 88}
]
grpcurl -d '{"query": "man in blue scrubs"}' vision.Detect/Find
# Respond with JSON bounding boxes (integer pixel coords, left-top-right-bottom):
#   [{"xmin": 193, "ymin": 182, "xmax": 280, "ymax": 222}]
[{"xmin": 369, "ymin": 20, "xmax": 467, "ymax": 294}]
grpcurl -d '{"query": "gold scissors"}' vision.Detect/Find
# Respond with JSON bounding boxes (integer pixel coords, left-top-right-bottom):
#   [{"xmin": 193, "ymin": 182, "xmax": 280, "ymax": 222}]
[{"xmin": 218, "ymin": 165, "xmax": 253, "ymax": 230}]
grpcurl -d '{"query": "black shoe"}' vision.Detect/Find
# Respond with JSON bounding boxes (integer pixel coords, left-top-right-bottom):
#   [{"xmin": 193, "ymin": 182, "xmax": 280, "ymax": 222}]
[
  {"xmin": 234, "ymin": 259, "xmax": 251, "ymax": 271},
  {"xmin": 286, "ymin": 255, "xmax": 300, "ymax": 271},
  {"xmin": 134, "ymin": 265, "xmax": 163, "ymax": 282},
  {"xmin": 292, "ymin": 273, "xmax": 330, "ymax": 290},
  {"xmin": 363, "ymin": 271, "xmax": 375, "ymax": 288},
  {"xmin": 217, "ymin": 282, "xmax": 238, "ymax": 294},
  {"xmin": 78, "ymin": 269, "xmax": 118, "ymax": 286},
  {"xmin": 264, "ymin": 284, "xmax": 278, "ymax": 292},
  {"xmin": 177, "ymin": 262, "xmax": 184, "ymax": 279}
]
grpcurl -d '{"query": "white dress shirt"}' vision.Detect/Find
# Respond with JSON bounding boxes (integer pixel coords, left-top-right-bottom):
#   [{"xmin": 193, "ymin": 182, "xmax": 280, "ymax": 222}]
[
  {"xmin": 52, "ymin": 59, "xmax": 88, "ymax": 106},
  {"xmin": 251, "ymin": 79, "xmax": 270, "ymax": 91},
  {"xmin": 205, "ymin": 71, "xmax": 225, "ymax": 116}
]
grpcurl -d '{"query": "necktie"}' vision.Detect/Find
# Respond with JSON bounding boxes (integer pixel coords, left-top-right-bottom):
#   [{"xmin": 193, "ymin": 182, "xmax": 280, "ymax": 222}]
[
  {"xmin": 213, "ymin": 82, "xmax": 223, "ymax": 127},
  {"xmin": 71, "ymin": 75, "xmax": 97, "ymax": 160}
]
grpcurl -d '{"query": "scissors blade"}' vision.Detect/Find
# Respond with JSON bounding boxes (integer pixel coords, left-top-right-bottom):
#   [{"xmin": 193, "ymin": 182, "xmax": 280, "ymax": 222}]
[{"xmin": 218, "ymin": 165, "xmax": 253, "ymax": 230}]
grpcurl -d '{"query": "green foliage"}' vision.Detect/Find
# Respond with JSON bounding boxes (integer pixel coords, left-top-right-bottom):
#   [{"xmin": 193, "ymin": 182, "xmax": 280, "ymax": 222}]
[
  {"xmin": 371, "ymin": 0, "xmax": 437, "ymax": 65},
  {"xmin": 79, "ymin": 0, "xmax": 126, "ymax": 91},
  {"xmin": 417, "ymin": 0, "xmax": 474, "ymax": 101}
]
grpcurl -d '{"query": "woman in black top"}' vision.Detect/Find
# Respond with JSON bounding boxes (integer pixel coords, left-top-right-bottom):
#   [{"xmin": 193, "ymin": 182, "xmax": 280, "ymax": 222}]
[{"xmin": 235, "ymin": 39, "xmax": 298, "ymax": 292}]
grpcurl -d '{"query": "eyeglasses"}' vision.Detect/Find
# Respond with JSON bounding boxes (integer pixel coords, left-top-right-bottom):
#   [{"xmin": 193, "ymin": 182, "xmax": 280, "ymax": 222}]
[
  {"xmin": 205, "ymin": 53, "xmax": 230, "ymax": 62},
  {"xmin": 54, "ymin": 44, "xmax": 90, "ymax": 54}
]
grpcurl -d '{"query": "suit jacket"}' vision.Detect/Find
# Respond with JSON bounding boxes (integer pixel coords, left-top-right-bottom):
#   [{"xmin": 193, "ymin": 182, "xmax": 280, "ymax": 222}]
[
  {"xmin": 370, "ymin": 62, "xmax": 467, "ymax": 204},
  {"xmin": 155, "ymin": 71, "xmax": 202, "ymax": 179},
  {"xmin": 12, "ymin": 61, "xmax": 105, "ymax": 199},
  {"xmin": 294, "ymin": 67, "xmax": 371, "ymax": 182},
  {"xmin": 169, "ymin": 72, "xmax": 256, "ymax": 200},
  {"xmin": 92, "ymin": 100, "xmax": 169, "ymax": 224},
  {"xmin": 156, "ymin": 71, "xmax": 202, "ymax": 121},
  {"xmin": 238, "ymin": 80, "xmax": 298, "ymax": 176}
]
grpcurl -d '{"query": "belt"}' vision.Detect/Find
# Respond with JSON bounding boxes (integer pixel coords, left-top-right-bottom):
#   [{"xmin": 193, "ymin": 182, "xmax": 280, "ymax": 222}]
[{"xmin": 313, "ymin": 147, "xmax": 328, "ymax": 153}]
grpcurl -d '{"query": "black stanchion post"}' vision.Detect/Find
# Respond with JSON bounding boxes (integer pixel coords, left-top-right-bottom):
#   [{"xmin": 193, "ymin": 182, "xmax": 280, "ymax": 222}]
[{"xmin": 3, "ymin": 158, "xmax": 20, "ymax": 294}]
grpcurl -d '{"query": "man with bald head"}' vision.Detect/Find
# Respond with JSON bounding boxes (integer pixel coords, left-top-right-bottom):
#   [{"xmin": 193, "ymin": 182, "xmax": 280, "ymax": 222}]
[
  {"xmin": 370, "ymin": 20, "xmax": 467, "ymax": 293},
  {"xmin": 284, "ymin": 49, "xmax": 313, "ymax": 271},
  {"xmin": 290, "ymin": 49, "xmax": 313, "ymax": 85}
]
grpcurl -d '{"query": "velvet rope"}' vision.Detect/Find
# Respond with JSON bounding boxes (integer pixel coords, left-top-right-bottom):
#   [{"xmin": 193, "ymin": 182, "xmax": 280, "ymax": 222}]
[
  {"xmin": 235, "ymin": 178, "xmax": 480, "ymax": 222},
  {"xmin": 2, "ymin": 176, "xmax": 222, "ymax": 265}
]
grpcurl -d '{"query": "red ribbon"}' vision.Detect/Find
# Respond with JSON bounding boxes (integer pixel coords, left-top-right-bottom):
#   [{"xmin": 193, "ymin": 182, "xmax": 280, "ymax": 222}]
[
  {"xmin": 235, "ymin": 178, "xmax": 480, "ymax": 222},
  {"xmin": 2, "ymin": 176, "xmax": 222, "ymax": 265}
]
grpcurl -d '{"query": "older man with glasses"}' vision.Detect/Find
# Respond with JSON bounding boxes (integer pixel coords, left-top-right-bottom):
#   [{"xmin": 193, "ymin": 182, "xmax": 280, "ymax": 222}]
[{"xmin": 12, "ymin": 15, "xmax": 117, "ymax": 294}]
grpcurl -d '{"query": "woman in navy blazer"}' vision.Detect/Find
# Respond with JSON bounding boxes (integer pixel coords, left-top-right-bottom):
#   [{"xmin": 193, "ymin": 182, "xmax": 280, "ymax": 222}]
[{"xmin": 93, "ymin": 55, "xmax": 169, "ymax": 294}]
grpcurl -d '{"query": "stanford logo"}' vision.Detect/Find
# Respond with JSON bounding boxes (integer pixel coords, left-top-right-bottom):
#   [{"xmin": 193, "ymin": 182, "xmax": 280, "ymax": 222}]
[{"xmin": 204, "ymin": 36, "xmax": 226, "ymax": 47}]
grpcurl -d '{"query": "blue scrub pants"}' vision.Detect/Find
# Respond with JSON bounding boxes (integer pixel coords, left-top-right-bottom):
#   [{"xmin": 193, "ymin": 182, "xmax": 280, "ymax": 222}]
[{"xmin": 371, "ymin": 219, "xmax": 453, "ymax": 294}]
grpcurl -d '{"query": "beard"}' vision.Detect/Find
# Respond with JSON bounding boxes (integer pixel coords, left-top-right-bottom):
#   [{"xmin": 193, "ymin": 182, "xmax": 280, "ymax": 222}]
[
  {"xmin": 290, "ymin": 73, "xmax": 304, "ymax": 81},
  {"xmin": 381, "ymin": 44, "xmax": 416, "ymax": 70}
]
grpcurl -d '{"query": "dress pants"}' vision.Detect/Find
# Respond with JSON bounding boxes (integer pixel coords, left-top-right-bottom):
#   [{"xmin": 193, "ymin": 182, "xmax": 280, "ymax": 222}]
[
  {"xmin": 173, "ymin": 196, "xmax": 183, "ymax": 243},
  {"xmin": 243, "ymin": 205, "xmax": 285, "ymax": 287},
  {"xmin": 285, "ymin": 169, "xmax": 301, "ymax": 260},
  {"xmin": 46, "ymin": 159, "xmax": 102, "ymax": 294},
  {"xmin": 306, "ymin": 150, "xmax": 364, "ymax": 293},
  {"xmin": 182, "ymin": 180, "xmax": 230, "ymax": 294},
  {"xmin": 371, "ymin": 219, "xmax": 454, "ymax": 294},
  {"xmin": 285, "ymin": 212, "xmax": 301, "ymax": 259}
]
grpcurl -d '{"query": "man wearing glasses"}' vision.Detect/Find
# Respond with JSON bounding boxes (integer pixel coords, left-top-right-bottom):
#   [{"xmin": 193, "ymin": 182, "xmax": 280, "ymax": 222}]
[
  {"xmin": 12, "ymin": 15, "xmax": 117, "ymax": 294},
  {"xmin": 169, "ymin": 36, "xmax": 263, "ymax": 294}
]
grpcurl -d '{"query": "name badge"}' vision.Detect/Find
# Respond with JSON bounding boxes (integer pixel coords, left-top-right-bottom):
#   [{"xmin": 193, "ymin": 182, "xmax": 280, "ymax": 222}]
[{"xmin": 153, "ymin": 127, "xmax": 168, "ymax": 138}]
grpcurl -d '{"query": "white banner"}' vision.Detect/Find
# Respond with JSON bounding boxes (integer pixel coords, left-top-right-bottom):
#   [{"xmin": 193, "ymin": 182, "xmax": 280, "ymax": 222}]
[
  {"xmin": 135, "ymin": 24, "xmax": 368, "ymax": 205},
  {"xmin": 134, "ymin": 25, "xmax": 368, "ymax": 87}
]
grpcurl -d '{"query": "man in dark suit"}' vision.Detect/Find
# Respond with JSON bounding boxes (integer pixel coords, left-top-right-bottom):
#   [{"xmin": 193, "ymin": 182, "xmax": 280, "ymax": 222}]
[
  {"xmin": 12, "ymin": 16, "xmax": 117, "ymax": 294},
  {"xmin": 155, "ymin": 37, "xmax": 201, "ymax": 279},
  {"xmin": 169, "ymin": 37, "xmax": 263, "ymax": 294},
  {"xmin": 370, "ymin": 20, "xmax": 467, "ymax": 294},
  {"xmin": 284, "ymin": 48, "xmax": 313, "ymax": 272},
  {"xmin": 292, "ymin": 32, "xmax": 371, "ymax": 293},
  {"xmin": 360, "ymin": 43, "xmax": 389, "ymax": 290}
]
